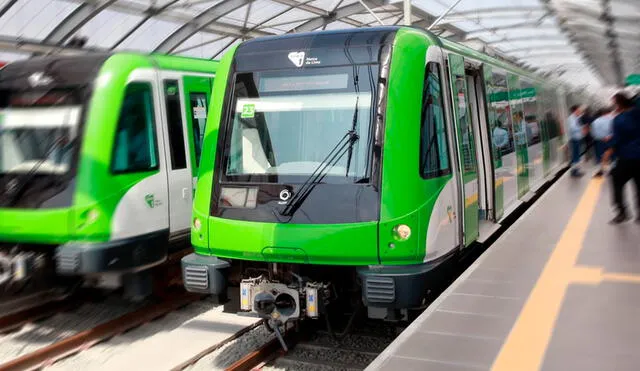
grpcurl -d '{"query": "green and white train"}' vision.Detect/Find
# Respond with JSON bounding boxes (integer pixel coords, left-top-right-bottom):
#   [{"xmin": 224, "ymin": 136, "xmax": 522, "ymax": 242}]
[
  {"xmin": 181, "ymin": 26, "xmax": 571, "ymax": 325},
  {"xmin": 0, "ymin": 53, "xmax": 217, "ymax": 298}
]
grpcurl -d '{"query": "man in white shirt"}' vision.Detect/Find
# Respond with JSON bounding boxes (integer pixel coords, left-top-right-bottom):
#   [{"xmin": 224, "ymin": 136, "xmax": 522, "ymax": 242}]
[
  {"xmin": 567, "ymin": 105, "xmax": 585, "ymax": 177},
  {"xmin": 492, "ymin": 119, "xmax": 509, "ymax": 150},
  {"xmin": 591, "ymin": 107, "xmax": 614, "ymax": 177}
]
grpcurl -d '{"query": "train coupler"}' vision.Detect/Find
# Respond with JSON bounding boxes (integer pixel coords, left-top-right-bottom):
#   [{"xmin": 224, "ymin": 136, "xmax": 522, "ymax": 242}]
[
  {"xmin": 240, "ymin": 276, "xmax": 331, "ymax": 323},
  {"xmin": 0, "ymin": 249, "xmax": 47, "ymax": 287}
]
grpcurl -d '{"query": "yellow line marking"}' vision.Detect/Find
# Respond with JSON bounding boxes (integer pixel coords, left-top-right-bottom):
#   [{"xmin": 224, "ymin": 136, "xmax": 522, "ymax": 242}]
[
  {"xmin": 491, "ymin": 178, "xmax": 603, "ymax": 371},
  {"xmin": 569, "ymin": 265, "xmax": 602, "ymax": 284},
  {"xmin": 571, "ymin": 265, "xmax": 640, "ymax": 285},
  {"xmin": 602, "ymin": 272, "xmax": 640, "ymax": 283}
]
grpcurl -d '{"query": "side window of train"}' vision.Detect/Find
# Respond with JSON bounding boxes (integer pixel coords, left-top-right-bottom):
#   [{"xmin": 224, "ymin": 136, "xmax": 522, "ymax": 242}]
[
  {"xmin": 163, "ymin": 80, "xmax": 187, "ymax": 169},
  {"xmin": 420, "ymin": 62, "xmax": 451, "ymax": 179},
  {"xmin": 111, "ymin": 82, "xmax": 160, "ymax": 174},
  {"xmin": 520, "ymin": 79, "xmax": 540, "ymax": 145},
  {"xmin": 188, "ymin": 92, "xmax": 208, "ymax": 168},
  {"xmin": 489, "ymin": 71, "xmax": 514, "ymax": 156}
]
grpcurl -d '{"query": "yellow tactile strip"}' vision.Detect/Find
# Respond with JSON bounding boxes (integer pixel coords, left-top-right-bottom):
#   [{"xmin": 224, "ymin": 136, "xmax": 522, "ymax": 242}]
[{"xmin": 491, "ymin": 178, "xmax": 604, "ymax": 371}]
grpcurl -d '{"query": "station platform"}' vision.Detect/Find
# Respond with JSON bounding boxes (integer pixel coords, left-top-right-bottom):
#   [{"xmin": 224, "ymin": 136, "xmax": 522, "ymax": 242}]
[{"xmin": 367, "ymin": 168, "xmax": 640, "ymax": 371}]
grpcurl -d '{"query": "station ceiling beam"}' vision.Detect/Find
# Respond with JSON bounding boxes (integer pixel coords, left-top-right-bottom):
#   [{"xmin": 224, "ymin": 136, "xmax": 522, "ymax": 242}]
[
  {"xmin": 155, "ymin": 0, "xmax": 254, "ymax": 53},
  {"xmin": 462, "ymin": 21, "xmax": 557, "ymax": 41},
  {"xmin": 0, "ymin": 0, "xmax": 17, "ymax": 18},
  {"xmin": 0, "ymin": 34, "xmax": 103, "ymax": 55},
  {"xmin": 44, "ymin": 0, "xmax": 117, "ymax": 46},
  {"xmin": 110, "ymin": 0, "xmax": 180, "ymax": 49},
  {"xmin": 437, "ymin": 6, "xmax": 545, "ymax": 25},
  {"xmin": 290, "ymin": 0, "xmax": 382, "ymax": 33},
  {"xmin": 442, "ymin": 6, "xmax": 544, "ymax": 18},
  {"xmin": 59, "ymin": 0, "xmax": 272, "ymax": 44}
]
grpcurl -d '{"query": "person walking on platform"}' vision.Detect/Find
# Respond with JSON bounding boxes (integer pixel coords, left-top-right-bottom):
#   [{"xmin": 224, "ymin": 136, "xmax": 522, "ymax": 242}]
[
  {"xmin": 591, "ymin": 107, "xmax": 614, "ymax": 177},
  {"xmin": 605, "ymin": 92, "xmax": 640, "ymax": 224},
  {"xmin": 567, "ymin": 105, "xmax": 585, "ymax": 177}
]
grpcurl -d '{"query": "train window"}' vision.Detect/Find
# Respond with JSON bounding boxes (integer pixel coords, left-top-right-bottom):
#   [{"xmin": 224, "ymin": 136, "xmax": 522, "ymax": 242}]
[
  {"xmin": 111, "ymin": 83, "xmax": 159, "ymax": 174},
  {"xmin": 420, "ymin": 62, "xmax": 451, "ymax": 179},
  {"xmin": 520, "ymin": 79, "xmax": 541, "ymax": 145},
  {"xmin": 189, "ymin": 92, "xmax": 208, "ymax": 168},
  {"xmin": 489, "ymin": 71, "xmax": 514, "ymax": 156},
  {"xmin": 164, "ymin": 80, "xmax": 187, "ymax": 169}
]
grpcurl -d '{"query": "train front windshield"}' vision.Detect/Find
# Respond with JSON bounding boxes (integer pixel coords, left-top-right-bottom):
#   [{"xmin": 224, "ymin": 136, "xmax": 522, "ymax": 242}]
[
  {"xmin": 224, "ymin": 65, "xmax": 378, "ymax": 184},
  {"xmin": 0, "ymin": 101, "xmax": 81, "ymax": 175}
]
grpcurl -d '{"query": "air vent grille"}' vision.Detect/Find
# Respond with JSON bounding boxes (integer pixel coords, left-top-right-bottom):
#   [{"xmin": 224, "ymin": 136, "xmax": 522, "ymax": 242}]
[
  {"xmin": 184, "ymin": 266, "xmax": 209, "ymax": 290},
  {"xmin": 365, "ymin": 276, "xmax": 395, "ymax": 303}
]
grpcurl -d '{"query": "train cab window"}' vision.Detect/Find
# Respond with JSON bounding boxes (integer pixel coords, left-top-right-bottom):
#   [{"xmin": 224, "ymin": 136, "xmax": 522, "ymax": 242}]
[
  {"xmin": 189, "ymin": 92, "xmax": 208, "ymax": 168},
  {"xmin": 420, "ymin": 62, "xmax": 451, "ymax": 179},
  {"xmin": 111, "ymin": 83, "xmax": 159, "ymax": 174},
  {"xmin": 164, "ymin": 80, "xmax": 187, "ymax": 169}
]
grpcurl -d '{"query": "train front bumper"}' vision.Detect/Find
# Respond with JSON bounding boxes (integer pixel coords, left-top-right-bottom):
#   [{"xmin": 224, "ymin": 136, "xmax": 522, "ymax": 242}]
[
  {"xmin": 357, "ymin": 261, "xmax": 441, "ymax": 309},
  {"xmin": 55, "ymin": 229, "xmax": 169, "ymax": 275},
  {"xmin": 181, "ymin": 253, "xmax": 230, "ymax": 294}
]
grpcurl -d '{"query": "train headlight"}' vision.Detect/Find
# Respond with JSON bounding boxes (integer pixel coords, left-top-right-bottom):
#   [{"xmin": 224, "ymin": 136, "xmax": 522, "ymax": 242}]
[
  {"xmin": 393, "ymin": 224, "xmax": 411, "ymax": 241},
  {"xmin": 193, "ymin": 217, "xmax": 202, "ymax": 231}
]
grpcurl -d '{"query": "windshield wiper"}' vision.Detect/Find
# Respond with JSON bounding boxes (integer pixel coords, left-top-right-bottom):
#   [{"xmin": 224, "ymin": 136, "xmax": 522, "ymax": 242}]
[
  {"xmin": 279, "ymin": 129, "xmax": 359, "ymax": 218},
  {"xmin": 4, "ymin": 135, "xmax": 68, "ymax": 206},
  {"xmin": 344, "ymin": 94, "xmax": 359, "ymax": 177},
  {"xmin": 345, "ymin": 65, "xmax": 360, "ymax": 177}
]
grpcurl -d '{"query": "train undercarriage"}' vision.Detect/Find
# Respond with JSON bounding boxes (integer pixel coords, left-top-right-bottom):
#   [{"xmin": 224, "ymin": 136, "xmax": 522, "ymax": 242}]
[
  {"xmin": 1, "ymin": 239, "xmax": 187, "ymax": 305},
  {"xmin": 0, "ymin": 243, "xmax": 60, "ymax": 295},
  {"xmin": 183, "ymin": 257, "xmax": 451, "ymax": 336}
]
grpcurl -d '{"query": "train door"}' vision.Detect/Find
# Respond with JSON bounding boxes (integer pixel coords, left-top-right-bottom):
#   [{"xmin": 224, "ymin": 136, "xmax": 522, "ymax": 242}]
[
  {"xmin": 110, "ymin": 70, "xmax": 169, "ymax": 240},
  {"xmin": 182, "ymin": 75, "xmax": 213, "ymax": 194},
  {"xmin": 506, "ymin": 73, "xmax": 530, "ymax": 199},
  {"xmin": 422, "ymin": 45, "xmax": 459, "ymax": 261},
  {"xmin": 467, "ymin": 65, "xmax": 502, "ymax": 241},
  {"xmin": 521, "ymin": 78, "xmax": 544, "ymax": 191},
  {"xmin": 157, "ymin": 72, "xmax": 193, "ymax": 235},
  {"xmin": 465, "ymin": 68, "xmax": 492, "ymax": 219},
  {"xmin": 481, "ymin": 65, "xmax": 504, "ymax": 221},
  {"xmin": 554, "ymin": 87, "xmax": 570, "ymax": 169},
  {"xmin": 447, "ymin": 53, "xmax": 479, "ymax": 246},
  {"xmin": 537, "ymin": 85, "xmax": 552, "ymax": 178}
]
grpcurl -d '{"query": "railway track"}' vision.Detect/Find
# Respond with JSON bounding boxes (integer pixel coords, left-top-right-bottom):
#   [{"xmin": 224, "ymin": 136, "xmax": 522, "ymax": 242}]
[
  {"xmin": 0, "ymin": 247, "xmax": 190, "ymax": 332},
  {"xmin": 223, "ymin": 319, "xmax": 401, "ymax": 371},
  {"xmin": 0, "ymin": 294, "xmax": 83, "ymax": 334},
  {"xmin": 0, "ymin": 248, "xmax": 204, "ymax": 371},
  {"xmin": 0, "ymin": 290, "xmax": 203, "ymax": 371}
]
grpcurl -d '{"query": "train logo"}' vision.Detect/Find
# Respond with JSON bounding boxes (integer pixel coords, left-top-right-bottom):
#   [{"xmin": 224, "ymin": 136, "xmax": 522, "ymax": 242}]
[
  {"xmin": 279, "ymin": 189, "xmax": 292, "ymax": 202},
  {"xmin": 145, "ymin": 194, "xmax": 155, "ymax": 208},
  {"xmin": 287, "ymin": 51, "xmax": 305, "ymax": 67},
  {"xmin": 144, "ymin": 194, "xmax": 161, "ymax": 208}
]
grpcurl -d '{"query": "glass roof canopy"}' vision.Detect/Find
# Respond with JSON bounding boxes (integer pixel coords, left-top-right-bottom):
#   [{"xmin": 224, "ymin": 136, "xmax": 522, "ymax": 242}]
[{"xmin": 0, "ymin": 0, "xmax": 631, "ymax": 91}]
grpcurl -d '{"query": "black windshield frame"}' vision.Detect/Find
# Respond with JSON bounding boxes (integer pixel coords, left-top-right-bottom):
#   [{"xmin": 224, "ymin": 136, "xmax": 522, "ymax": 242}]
[{"xmin": 209, "ymin": 28, "xmax": 396, "ymax": 223}]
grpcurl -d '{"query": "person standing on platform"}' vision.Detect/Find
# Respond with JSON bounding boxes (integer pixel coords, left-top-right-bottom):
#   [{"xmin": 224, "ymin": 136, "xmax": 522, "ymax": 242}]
[
  {"xmin": 591, "ymin": 107, "xmax": 614, "ymax": 177},
  {"xmin": 567, "ymin": 105, "xmax": 585, "ymax": 177},
  {"xmin": 604, "ymin": 92, "xmax": 640, "ymax": 224},
  {"xmin": 580, "ymin": 106, "xmax": 594, "ymax": 162}
]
